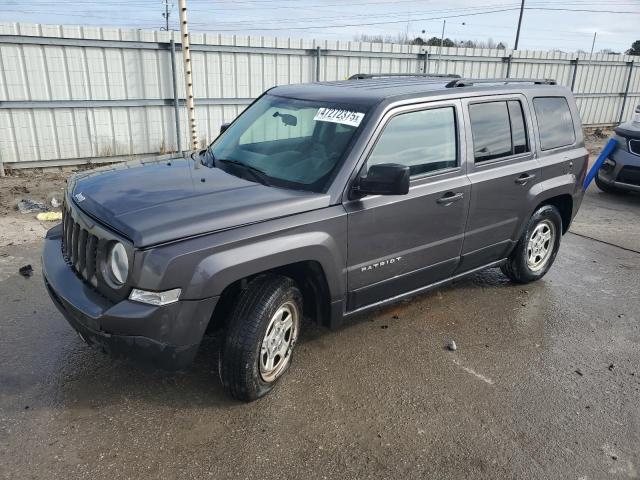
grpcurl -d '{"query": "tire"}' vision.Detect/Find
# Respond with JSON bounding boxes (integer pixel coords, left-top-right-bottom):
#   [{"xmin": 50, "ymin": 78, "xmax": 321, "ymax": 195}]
[
  {"xmin": 219, "ymin": 274, "xmax": 302, "ymax": 401},
  {"xmin": 595, "ymin": 174, "xmax": 625, "ymax": 194},
  {"xmin": 501, "ymin": 205, "xmax": 563, "ymax": 284}
]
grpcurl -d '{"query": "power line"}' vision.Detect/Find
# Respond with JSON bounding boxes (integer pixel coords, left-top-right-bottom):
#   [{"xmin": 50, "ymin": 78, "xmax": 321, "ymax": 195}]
[
  {"xmin": 525, "ymin": 6, "xmax": 640, "ymax": 14},
  {"xmin": 3, "ymin": 0, "xmax": 638, "ymax": 52},
  {"xmin": 186, "ymin": 7, "xmax": 640, "ymax": 32},
  {"xmin": 191, "ymin": 7, "xmax": 524, "ymax": 31}
]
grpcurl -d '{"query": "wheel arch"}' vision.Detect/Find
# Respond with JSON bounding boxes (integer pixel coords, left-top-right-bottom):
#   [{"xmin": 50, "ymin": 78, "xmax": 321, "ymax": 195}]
[
  {"xmin": 208, "ymin": 260, "xmax": 333, "ymax": 331},
  {"xmin": 527, "ymin": 175, "xmax": 577, "ymax": 235},
  {"xmin": 192, "ymin": 232, "xmax": 343, "ymax": 331},
  {"xmin": 539, "ymin": 194, "xmax": 573, "ymax": 234}
]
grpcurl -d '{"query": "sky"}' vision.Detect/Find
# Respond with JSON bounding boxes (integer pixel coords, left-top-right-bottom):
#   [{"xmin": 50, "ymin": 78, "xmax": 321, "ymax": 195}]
[{"xmin": 1, "ymin": 0, "xmax": 639, "ymax": 54}]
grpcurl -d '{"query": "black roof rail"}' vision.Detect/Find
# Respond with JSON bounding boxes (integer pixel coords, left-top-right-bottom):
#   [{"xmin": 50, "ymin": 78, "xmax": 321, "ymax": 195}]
[
  {"xmin": 445, "ymin": 78, "xmax": 556, "ymax": 88},
  {"xmin": 349, "ymin": 73, "xmax": 461, "ymax": 80}
]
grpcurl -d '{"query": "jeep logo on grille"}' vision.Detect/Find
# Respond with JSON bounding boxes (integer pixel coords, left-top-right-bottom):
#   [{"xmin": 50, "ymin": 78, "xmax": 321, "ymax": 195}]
[{"xmin": 74, "ymin": 192, "xmax": 86, "ymax": 202}]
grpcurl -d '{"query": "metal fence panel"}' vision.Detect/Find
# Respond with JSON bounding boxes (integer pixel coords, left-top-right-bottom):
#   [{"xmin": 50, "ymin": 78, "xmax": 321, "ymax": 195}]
[{"xmin": 0, "ymin": 21, "xmax": 638, "ymax": 168}]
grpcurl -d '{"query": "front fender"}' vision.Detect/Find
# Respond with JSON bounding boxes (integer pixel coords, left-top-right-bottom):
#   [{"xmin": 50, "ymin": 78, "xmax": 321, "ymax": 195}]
[
  {"xmin": 132, "ymin": 208, "xmax": 348, "ymax": 302},
  {"xmin": 187, "ymin": 231, "xmax": 345, "ymax": 300}
]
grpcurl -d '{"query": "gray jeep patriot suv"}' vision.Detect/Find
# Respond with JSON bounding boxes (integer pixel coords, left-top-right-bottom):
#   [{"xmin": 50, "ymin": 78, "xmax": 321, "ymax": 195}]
[{"xmin": 43, "ymin": 75, "xmax": 588, "ymax": 401}]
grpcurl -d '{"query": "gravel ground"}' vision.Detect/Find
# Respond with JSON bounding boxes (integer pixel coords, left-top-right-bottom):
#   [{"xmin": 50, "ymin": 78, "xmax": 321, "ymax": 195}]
[{"xmin": 1, "ymin": 130, "xmax": 639, "ymax": 479}]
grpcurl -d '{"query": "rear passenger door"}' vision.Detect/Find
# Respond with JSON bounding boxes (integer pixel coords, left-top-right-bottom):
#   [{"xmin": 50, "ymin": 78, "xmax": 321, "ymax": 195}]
[
  {"xmin": 531, "ymin": 96, "xmax": 586, "ymax": 189},
  {"xmin": 457, "ymin": 95, "xmax": 540, "ymax": 272}
]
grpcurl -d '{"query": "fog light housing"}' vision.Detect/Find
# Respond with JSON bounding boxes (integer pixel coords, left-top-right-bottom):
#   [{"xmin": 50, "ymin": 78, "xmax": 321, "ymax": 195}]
[{"xmin": 129, "ymin": 288, "xmax": 182, "ymax": 306}]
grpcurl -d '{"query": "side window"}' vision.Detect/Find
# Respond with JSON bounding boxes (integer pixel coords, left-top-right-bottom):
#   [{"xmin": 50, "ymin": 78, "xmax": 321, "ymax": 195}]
[
  {"xmin": 533, "ymin": 97, "xmax": 576, "ymax": 150},
  {"xmin": 469, "ymin": 100, "xmax": 530, "ymax": 163},
  {"xmin": 367, "ymin": 107, "xmax": 457, "ymax": 177},
  {"xmin": 508, "ymin": 100, "xmax": 528, "ymax": 154}
]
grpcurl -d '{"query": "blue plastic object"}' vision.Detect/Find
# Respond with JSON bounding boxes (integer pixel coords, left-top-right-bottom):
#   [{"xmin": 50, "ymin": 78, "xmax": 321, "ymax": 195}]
[{"xmin": 583, "ymin": 138, "xmax": 618, "ymax": 190}]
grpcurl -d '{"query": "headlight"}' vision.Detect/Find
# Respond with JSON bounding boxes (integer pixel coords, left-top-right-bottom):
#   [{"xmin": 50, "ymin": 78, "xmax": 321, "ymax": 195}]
[{"xmin": 107, "ymin": 242, "xmax": 129, "ymax": 285}]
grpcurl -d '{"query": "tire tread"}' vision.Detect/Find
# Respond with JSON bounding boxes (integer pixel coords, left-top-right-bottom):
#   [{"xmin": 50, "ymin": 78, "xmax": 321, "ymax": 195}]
[
  {"xmin": 501, "ymin": 205, "xmax": 562, "ymax": 284},
  {"xmin": 219, "ymin": 274, "xmax": 300, "ymax": 401}
]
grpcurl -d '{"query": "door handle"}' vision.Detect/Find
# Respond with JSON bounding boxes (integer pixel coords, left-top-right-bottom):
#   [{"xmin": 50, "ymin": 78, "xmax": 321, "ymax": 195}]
[
  {"xmin": 436, "ymin": 192, "xmax": 464, "ymax": 205},
  {"xmin": 515, "ymin": 173, "xmax": 536, "ymax": 185}
]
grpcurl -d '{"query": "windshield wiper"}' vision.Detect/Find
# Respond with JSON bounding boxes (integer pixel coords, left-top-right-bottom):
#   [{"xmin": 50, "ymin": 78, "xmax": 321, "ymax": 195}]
[{"xmin": 216, "ymin": 159, "xmax": 271, "ymax": 186}]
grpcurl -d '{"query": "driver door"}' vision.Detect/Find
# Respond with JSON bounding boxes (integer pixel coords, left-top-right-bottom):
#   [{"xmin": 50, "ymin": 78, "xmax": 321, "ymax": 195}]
[{"xmin": 343, "ymin": 100, "xmax": 470, "ymax": 311}]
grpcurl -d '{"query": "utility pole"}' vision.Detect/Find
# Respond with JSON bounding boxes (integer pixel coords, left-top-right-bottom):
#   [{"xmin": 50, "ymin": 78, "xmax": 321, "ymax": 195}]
[
  {"xmin": 590, "ymin": 32, "xmax": 597, "ymax": 56},
  {"xmin": 514, "ymin": 0, "xmax": 525, "ymax": 50},
  {"xmin": 179, "ymin": 0, "xmax": 198, "ymax": 152},
  {"xmin": 439, "ymin": 20, "xmax": 446, "ymax": 54},
  {"xmin": 586, "ymin": 31, "xmax": 597, "ymax": 71},
  {"xmin": 437, "ymin": 20, "xmax": 446, "ymax": 71},
  {"xmin": 162, "ymin": 0, "xmax": 170, "ymax": 31}
]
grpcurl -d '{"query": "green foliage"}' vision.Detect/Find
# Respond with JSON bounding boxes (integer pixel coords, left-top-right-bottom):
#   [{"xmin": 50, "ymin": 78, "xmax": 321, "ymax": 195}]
[
  {"xmin": 353, "ymin": 33, "xmax": 508, "ymax": 50},
  {"xmin": 627, "ymin": 40, "xmax": 640, "ymax": 56}
]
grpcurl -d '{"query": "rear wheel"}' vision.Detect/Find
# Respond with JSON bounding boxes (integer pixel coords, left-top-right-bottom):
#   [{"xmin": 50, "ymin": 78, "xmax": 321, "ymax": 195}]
[
  {"xmin": 595, "ymin": 174, "xmax": 625, "ymax": 194},
  {"xmin": 219, "ymin": 274, "xmax": 302, "ymax": 401},
  {"xmin": 501, "ymin": 205, "xmax": 562, "ymax": 284}
]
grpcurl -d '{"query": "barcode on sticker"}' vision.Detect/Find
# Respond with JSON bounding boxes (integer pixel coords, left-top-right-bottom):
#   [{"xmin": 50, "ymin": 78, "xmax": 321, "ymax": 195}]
[{"xmin": 314, "ymin": 108, "xmax": 364, "ymax": 127}]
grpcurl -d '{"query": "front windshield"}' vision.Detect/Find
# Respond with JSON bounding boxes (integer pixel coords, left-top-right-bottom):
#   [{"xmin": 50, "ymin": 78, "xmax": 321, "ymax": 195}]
[{"xmin": 208, "ymin": 94, "xmax": 367, "ymax": 192}]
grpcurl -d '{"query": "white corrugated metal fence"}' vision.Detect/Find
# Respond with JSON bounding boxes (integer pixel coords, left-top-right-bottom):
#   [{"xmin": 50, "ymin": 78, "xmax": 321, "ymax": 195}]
[{"xmin": 0, "ymin": 22, "xmax": 638, "ymax": 168}]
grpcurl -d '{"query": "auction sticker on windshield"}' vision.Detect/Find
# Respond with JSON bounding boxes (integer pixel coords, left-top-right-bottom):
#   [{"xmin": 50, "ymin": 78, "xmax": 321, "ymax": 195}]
[{"xmin": 314, "ymin": 108, "xmax": 364, "ymax": 127}]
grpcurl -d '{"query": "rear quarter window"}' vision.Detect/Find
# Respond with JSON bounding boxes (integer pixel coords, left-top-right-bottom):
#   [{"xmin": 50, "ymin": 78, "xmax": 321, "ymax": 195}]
[{"xmin": 533, "ymin": 97, "xmax": 576, "ymax": 150}]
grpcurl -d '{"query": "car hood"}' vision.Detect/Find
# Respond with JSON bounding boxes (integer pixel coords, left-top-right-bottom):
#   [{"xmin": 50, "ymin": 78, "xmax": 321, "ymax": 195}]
[{"xmin": 69, "ymin": 157, "xmax": 330, "ymax": 247}]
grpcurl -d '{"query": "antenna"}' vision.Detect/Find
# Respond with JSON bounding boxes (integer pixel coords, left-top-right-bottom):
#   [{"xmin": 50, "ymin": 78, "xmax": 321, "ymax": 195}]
[{"xmin": 161, "ymin": 0, "xmax": 173, "ymax": 31}]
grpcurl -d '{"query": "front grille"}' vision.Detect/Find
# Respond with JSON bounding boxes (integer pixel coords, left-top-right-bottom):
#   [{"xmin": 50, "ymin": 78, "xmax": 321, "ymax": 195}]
[
  {"xmin": 617, "ymin": 165, "xmax": 640, "ymax": 186},
  {"xmin": 62, "ymin": 205, "xmax": 100, "ymax": 287},
  {"xmin": 629, "ymin": 139, "xmax": 640, "ymax": 156}
]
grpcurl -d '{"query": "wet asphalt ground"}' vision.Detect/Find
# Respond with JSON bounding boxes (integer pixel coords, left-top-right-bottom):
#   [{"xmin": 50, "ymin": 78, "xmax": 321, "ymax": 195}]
[{"xmin": 1, "ymin": 185, "xmax": 639, "ymax": 480}]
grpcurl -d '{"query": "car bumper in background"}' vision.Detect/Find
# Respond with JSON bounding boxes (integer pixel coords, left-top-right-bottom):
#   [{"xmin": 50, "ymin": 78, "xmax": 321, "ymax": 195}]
[{"xmin": 598, "ymin": 141, "xmax": 640, "ymax": 192}]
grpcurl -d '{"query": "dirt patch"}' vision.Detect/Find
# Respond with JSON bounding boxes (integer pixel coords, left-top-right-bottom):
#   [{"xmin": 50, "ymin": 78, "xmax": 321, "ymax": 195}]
[
  {"xmin": 0, "ymin": 170, "xmax": 70, "ymax": 246},
  {"xmin": 584, "ymin": 126, "xmax": 615, "ymax": 164},
  {"xmin": 0, "ymin": 171, "xmax": 68, "ymax": 217}
]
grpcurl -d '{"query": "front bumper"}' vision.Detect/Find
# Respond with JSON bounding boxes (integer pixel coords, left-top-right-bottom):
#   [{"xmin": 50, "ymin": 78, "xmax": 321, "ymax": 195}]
[
  {"xmin": 598, "ymin": 142, "xmax": 640, "ymax": 193},
  {"xmin": 42, "ymin": 225, "xmax": 218, "ymax": 370}
]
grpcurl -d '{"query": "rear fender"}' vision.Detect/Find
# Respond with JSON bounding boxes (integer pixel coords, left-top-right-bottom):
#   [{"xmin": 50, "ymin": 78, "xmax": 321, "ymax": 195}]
[{"xmin": 516, "ymin": 173, "xmax": 577, "ymax": 239}]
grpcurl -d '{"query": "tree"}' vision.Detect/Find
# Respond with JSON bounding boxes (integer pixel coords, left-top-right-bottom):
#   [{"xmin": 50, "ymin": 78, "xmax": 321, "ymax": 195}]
[
  {"xmin": 423, "ymin": 36, "xmax": 454, "ymax": 47},
  {"xmin": 627, "ymin": 40, "xmax": 640, "ymax": 56}
]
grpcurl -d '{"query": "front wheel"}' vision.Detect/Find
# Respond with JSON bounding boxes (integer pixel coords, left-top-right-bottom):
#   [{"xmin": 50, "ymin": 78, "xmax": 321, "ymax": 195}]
[
  {"xmin": 501, "ymin": 205, "xmax": 562, "ymax": 284},
  {"xmin": 219, "ymin": 274, "xmax": 302, "ymax": 401}
]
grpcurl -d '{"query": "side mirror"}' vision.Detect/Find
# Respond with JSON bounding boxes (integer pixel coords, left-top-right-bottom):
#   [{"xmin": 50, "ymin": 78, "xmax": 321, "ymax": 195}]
[
  {"xmin": 354, "ymin": 163, "xmax": 410, "ymax": 197},
  {"xmin": 220, "ymin": 122, "xmax": 231, "ymax": 134}
]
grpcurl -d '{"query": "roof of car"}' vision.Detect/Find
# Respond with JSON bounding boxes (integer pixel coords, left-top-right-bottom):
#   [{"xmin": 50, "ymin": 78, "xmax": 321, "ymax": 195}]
[{"xmin": 269, "ymin": 75, "xmax": 566, "ymax": 108}]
